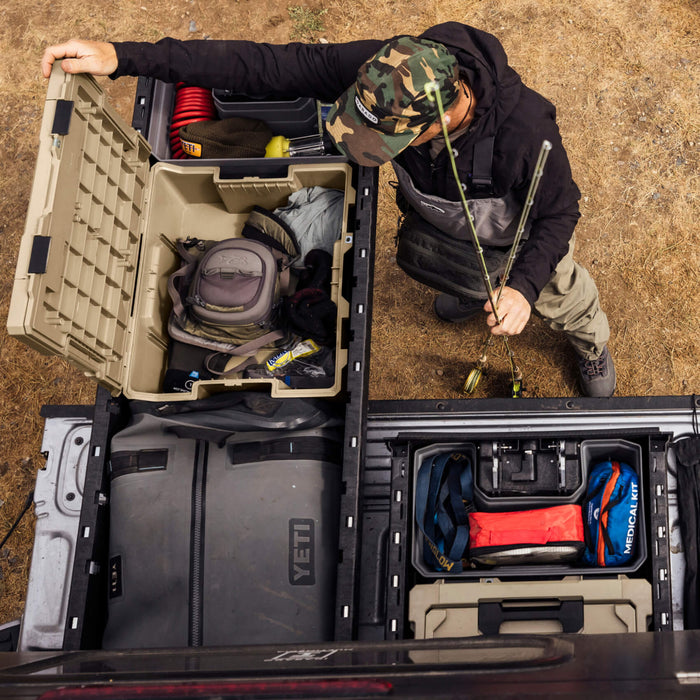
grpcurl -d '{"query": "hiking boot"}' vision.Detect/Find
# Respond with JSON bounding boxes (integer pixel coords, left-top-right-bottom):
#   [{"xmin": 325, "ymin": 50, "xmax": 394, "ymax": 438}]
[
  {"xmin": 577, "ymin": 346, "xmax": 616, "ymax": 397},
  {"xmin": 433, "ymin": 294, "xmax": 485, "ymax": 323}
]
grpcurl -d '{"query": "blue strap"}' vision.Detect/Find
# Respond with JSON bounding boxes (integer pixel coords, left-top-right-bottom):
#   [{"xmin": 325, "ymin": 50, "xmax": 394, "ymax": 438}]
[
  {"xmin": 445, "ymin": 464, "xmax": 472, "ymax": 525},
  {"xmin": 416, "ymin": 454, "xmax": 445, "ymax": 544},
  {"xmin": 448, "ymin": 524, "xmax": 470, "ymax": 562},
  {"xmin": 415, "ymin": 452, "xmax": 473, "ymax": 572}
]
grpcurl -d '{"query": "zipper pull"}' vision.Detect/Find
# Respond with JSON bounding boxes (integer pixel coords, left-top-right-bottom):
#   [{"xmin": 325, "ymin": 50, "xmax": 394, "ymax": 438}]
[{"xmin": 186, "ymin": 294, "xmax": 206, "ymax": 308}]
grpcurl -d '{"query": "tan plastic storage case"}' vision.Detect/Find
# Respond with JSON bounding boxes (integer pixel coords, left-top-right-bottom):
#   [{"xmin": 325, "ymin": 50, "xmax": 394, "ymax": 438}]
[
  {"xmin": 8, "ymin": 67, "xmax": 355, "ymax": 401},
  {"xmin": 409, "ymin": 576, "xmax": 652, "ymax": 637}
]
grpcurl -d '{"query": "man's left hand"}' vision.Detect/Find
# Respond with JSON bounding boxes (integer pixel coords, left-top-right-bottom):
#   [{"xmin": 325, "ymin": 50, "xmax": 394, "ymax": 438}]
[{"xmin": 483, "ymin": 286, "xmax": 531, "ymax": 336}]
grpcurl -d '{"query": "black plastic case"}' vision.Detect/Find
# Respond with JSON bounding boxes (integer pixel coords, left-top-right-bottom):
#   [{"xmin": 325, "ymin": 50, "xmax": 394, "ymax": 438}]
[{"xmin": 475, "ymin": 438, "xmax": 583, "ymax": 504}]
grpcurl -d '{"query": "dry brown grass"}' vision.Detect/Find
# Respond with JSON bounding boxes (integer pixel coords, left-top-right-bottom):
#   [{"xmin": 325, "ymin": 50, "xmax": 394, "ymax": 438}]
[{"xmin": 0, "ymin": 0, "xmax": 698, "ymax": 623}]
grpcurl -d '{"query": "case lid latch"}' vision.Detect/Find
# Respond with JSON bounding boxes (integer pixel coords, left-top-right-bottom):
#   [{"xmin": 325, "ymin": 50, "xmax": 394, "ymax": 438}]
[{"xmin": 51, "ymin": 99, "xmax": 74, "ymax": 135}]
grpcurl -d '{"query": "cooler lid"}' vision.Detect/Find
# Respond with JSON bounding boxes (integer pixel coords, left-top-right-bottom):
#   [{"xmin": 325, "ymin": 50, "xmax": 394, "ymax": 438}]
[{"xmin": 7, "ymin": 66, "xmax": 151, "ymax": 393}]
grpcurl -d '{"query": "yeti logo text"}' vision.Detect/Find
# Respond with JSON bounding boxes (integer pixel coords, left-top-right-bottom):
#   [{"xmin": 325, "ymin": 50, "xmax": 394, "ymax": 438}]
[
  {"xmin": 289, "ymin": 519, "xmax": 315, "ymax": 585},
  {"xmin": 180, "ymin": 140, "xmax": 202, "ymax": 157},
  {"xmin": 355, "ymin": 95, "xmax": 379, "ymax": 125}
]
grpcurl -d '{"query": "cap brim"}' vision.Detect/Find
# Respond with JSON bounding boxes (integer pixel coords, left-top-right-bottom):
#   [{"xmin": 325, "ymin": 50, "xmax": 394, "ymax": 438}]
[{"xmin": 325, "ymin": 86, "xmax": 421, "ymax": 167}]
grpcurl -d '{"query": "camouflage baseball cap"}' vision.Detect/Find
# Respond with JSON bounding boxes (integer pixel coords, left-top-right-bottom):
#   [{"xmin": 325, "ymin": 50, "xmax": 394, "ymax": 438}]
[{"xmin": 326, "ymin": 36, "xmax": 459, "ymax": 166}]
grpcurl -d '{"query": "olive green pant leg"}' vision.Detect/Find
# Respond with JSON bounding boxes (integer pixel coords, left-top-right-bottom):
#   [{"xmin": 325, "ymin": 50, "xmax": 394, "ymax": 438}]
[{"xmin": 532, "ymin": 235, "xmax": 610, "ymax": 360}]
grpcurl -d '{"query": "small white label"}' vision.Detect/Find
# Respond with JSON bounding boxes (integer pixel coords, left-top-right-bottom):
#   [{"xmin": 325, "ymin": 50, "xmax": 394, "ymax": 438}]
[{"xmin": 355, "ymin": 95, "xmax": 379, "ymax": 125}]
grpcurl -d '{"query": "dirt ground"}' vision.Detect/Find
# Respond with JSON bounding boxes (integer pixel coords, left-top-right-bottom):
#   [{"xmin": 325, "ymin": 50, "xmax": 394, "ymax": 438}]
[{"xmin": 0, "ymin": 0, "xmax": 698, "ymax": 625}]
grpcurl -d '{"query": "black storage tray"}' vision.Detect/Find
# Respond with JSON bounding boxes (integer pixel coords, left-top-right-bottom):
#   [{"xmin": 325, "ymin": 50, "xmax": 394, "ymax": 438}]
[
  {"xmin": 133, "ymin": 77, "xmax": 323, "ymax": 162},
  {"xmin": 348, "ymin": 400, "xmax": 677, "ymax": 641},
  {"xmin": 212, "ymin": 90, "xmax": 320, "ymax": 138},
  {"xmin": 409, "ymin": 436, "xmax": 646, "ymax": 580}
]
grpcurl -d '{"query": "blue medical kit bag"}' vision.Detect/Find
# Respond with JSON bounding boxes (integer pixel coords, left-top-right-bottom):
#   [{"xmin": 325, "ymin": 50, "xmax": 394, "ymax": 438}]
[{"xmin": 582, "ymin": 460, "xmax": 640, "ymax": 567}]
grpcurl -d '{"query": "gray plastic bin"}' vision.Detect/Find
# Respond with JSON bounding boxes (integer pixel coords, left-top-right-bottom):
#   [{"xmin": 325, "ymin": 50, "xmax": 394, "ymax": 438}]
[
  {"xmin": 213, "ymin": 90, "xmax": 320, "ymax": 139},
  {"xmin": 412, "ymin": 438, "xmax": 647, "ymax": 579}
]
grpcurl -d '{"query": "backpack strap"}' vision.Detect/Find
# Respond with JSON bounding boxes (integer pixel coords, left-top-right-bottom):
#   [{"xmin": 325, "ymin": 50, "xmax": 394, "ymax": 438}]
[
  {"xmin": 243, "ymin": 206, "xmax": 301, "ymax": 297},
  {"xmin": 470, "ymin": 136, "xmax": 495, "ymax": 196},
  {"xmin": 167, "ymin": 239, "xmax": 204, "ymax": 322},
  {"xmin": 203, "ymin": 328, "xmax": 286, "ymax": 377}
]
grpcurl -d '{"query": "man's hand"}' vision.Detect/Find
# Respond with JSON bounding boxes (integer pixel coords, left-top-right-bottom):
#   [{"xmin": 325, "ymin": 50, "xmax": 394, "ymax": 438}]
[
  {"xmin": 483, "ymin": 286, "xmax": 531, "ymax": 336},
  {"xmin": 41, "ymin": 40, "xmax": 118, "ymax": 79}
]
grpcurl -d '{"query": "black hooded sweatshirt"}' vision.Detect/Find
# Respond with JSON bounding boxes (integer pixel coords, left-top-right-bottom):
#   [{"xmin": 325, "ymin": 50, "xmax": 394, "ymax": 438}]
[{"xmin": 113, "ymin": 22, "xmax": 581, "ymax": 305}]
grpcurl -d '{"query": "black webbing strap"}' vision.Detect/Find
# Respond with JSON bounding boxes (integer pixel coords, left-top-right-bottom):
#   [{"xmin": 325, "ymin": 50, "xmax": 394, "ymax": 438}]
[
  {"xmin": 228, "ymin": 436, "xmax": 342, "ymax": 465},
  {"xmin": 110, "ymin": 449, "xmax": 169, "ymax": 479},
  {"xmin": 471, "ymin": 136, "xmax": 495, "ymax": 195}
]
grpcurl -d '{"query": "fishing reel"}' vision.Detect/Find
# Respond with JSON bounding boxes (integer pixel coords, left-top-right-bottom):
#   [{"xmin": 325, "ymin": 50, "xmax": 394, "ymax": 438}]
[
  {"xmin": 462, "ymin": 366, "xmax": 483, "ymax": 394},
  {"xmin": 462, "ymin": 365, "xmax": 523, "ymax": 398},
  {"xmin": 462, "ymin": 337, "xmax": 523, "ymax": 398},
  {"xmin": 510, "ymin": 377, "xmax": 523, "ymax": 399}
]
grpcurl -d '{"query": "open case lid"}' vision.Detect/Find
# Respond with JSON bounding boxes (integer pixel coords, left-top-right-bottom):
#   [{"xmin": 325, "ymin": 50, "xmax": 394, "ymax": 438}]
[{"xmin": 7, "ymin": 66, "xmax": 151, "ymax": 393}]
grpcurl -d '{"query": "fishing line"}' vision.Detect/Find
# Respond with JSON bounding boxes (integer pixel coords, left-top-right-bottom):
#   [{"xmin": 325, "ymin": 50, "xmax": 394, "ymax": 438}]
[{"xmin": 469, "ymin": 138, "xmax": 552, "ymax": 397}]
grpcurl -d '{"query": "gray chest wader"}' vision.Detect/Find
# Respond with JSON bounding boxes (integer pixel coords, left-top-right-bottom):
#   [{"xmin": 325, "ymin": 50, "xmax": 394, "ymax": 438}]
[{"xmin": 393, "ymin": 155, "xmax": 531, "ymax": 301}]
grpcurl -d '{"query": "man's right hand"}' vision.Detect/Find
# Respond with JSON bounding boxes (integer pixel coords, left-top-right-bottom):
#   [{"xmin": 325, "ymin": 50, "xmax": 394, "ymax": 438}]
[
  {"xmin": 483, "ymin": 286, "xmax": 531, "ymax": 336},
  {"xmin": 41, "ymin": 40, "xmax": 118, "ymax": 78}
]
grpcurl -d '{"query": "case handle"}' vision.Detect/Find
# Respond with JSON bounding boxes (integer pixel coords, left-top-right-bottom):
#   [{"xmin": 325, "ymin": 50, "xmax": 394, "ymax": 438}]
[{"xmin": 478, "ymin": 599, "xmax": 584, "ymax": 635}]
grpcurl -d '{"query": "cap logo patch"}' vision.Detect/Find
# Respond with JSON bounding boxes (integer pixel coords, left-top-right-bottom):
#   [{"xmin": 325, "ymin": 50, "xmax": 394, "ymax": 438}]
[{"xmin": 354, "ymin": 94, "xmax": 379, "ymax": 125}]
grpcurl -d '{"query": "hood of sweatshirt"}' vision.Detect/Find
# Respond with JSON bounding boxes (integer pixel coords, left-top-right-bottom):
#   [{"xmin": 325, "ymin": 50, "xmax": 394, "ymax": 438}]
[{"xmin": 420, "ymin": 22, "xmax": 523, "ymax": 140}]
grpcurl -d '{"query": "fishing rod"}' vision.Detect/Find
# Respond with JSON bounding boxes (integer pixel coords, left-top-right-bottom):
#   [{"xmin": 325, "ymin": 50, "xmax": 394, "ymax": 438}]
[
  {"xmin": 497, "ymin": 140, "xmax": 552, "ymax": 301},
  {"xmin": 464, "ymin": 138, "xmax": 552, "ymax": 397},
  {"xmin": 424, "ymin": 81, "xmax": 551, "ymax": 397}
]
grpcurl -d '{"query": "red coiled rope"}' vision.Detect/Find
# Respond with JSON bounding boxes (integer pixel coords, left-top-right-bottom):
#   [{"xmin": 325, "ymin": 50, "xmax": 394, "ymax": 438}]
[{"xmin": 169, "ymin": 83, "xmax": 216, "ymax": 159}]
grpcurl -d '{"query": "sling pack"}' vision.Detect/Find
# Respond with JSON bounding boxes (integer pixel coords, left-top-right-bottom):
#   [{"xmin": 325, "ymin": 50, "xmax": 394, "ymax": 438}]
[
  {"xmin": 167, "ymin": 206, "xmax": 300, "ymax": 363},
  {"xmin": 415, "ymin": 451, "xmax": 474, "ymax": 573},
  {"xmin": 468, "ymin": 505, "xmax": 585, "ymax": 567},
  {"xmin": 582, "ymin": 460, "xmax": 640, "ymax": 567},
  {"xmin": 396, "ymin": 211, "xmax": 508, "ymax": 300}
]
